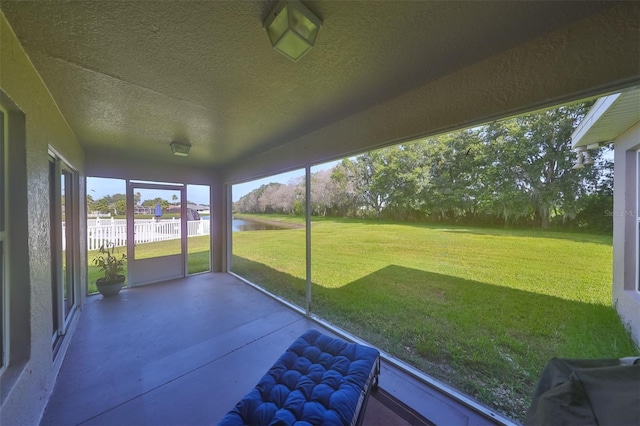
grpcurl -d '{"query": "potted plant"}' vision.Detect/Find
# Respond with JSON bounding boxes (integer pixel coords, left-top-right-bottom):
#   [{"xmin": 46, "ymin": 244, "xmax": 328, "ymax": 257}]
[{"xmin": 93, "ymin": 243, "xmax": 126, "ymax": 297}]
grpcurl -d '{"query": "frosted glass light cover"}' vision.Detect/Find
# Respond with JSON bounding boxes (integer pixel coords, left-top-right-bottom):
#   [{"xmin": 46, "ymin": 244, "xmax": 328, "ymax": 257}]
[
  {"xmin": 290, "ymin": 6, "xmax": 318, "ymax": 44},
  {"xmin": 275, "ymin": 31, "xmax": 312, "ymax": 61},
  {"xmin": 266, "ymin": 5, "xmax": 289, "ymax": 46},
  {"xmin": 264, "ymin": 0, "xmax": 321, "ymax": 62}
]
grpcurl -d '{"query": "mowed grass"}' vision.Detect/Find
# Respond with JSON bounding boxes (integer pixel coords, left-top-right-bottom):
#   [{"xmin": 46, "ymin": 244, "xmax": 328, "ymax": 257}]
[
  {"xmin": 231, "ymin": 214, "xmax": 639, "ymax": 421},
  {"xmin": 87, "ymin": 235, "xmax": 210, "ymax": 294}
]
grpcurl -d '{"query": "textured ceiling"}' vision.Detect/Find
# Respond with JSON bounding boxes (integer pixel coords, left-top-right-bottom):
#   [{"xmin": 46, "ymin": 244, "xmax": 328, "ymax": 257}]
[{"xmin": 0, "ymin": 1, "xmax": 620, "ymax": 169}]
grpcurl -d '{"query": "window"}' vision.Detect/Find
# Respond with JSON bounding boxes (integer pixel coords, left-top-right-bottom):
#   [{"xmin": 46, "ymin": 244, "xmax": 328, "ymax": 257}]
[
  {"xmin": 187, "ymin": 184, "xmax": 211, "ymax": 275},
  {"xmin": 49, "ymin": 152, "xmax": 79, "ymax": 356},
  {"xmin": 637, "ymin": 150, "xmax": 639, "ymax": 291},
  {"xmin": 0, "ymin": 107, "xmax": 7, "ymax": 371},
  {"xmin": 227, "ymin": 105, "xmax": 638, "ymax": 422},
  {"xmin": 86, "ymin": 177, "xmax": 126, "ymax": 294},
  {"xmin": 231, "ymin": 169, "xmax": 308, "ymax": 310}
]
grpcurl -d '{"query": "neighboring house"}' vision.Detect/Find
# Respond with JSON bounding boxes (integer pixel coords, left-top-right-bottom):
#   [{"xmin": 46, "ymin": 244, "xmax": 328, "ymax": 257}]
[
  {"xmin": 571, "ymin": 88, "xmax": 640, "ymax": 345},
  {"xmin": 134, "ymin": 205, "xmax": 154, "ymax": 215},
  {"xmin": 190, "ymin": 204, "xmax": 210, "ymax": 213},
  {"xmin": 165, "ymin": 205, "xmax": 201, "ymax": 220}
]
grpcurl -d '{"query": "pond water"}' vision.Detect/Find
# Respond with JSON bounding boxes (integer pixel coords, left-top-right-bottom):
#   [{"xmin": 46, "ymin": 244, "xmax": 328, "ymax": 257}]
[{"xmin": 232, "ymin": 218, "xmax": 287, "ymax": 232}]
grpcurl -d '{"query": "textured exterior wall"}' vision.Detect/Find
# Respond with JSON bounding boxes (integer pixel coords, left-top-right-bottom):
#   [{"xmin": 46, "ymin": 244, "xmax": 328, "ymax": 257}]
[
  {"xmin": 0, "ymin": 11, "xmax": 85, "ymax": 425},
  {"xmin": 613, "ymin": 122, "xmax": 640, "ymax": 346}
]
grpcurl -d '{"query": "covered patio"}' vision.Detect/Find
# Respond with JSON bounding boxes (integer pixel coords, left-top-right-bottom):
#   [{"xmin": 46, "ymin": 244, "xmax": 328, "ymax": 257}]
[
  {"xmin": 1, "ymin": 1, "xmax": 638, "ymax": 425},
  {"xmin": 40, "ymin": 273, "xmax": 498, "ymax": 425}
]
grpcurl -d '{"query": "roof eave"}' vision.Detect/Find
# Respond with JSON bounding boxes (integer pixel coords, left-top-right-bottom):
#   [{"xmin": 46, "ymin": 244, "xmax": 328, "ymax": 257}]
[{"xmin": 571, "ymin": 89, "xmax": 640, "ymax": 149}]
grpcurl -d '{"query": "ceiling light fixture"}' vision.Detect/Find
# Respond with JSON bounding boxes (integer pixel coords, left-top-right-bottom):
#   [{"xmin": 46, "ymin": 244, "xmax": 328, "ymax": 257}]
[
  {"xmin": 263, "ymin": 0, "xmax": 322, "ymax": 62},
  {"xmin": 170, "ymin": 141, "xmax": 191, "ymax": 157},
  {"xmin": 572, "ymin": 147, "xmax": 587, "ymax": 170},
  {"xmin": 572, "ymin": 151, "xmax": 584, "ymax": 169}
]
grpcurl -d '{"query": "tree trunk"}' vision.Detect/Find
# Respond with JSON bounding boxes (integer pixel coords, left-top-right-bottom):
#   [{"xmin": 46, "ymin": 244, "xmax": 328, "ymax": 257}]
[{"xmin": 539, "ymin": 204, "xmax": 550, "ymax": 229}]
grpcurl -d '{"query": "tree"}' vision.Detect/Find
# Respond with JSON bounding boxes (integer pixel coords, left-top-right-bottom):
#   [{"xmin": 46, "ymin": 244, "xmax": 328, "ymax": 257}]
[
  {"xmin": 94, "ymin": 197, "xmax": 111, "ymax": 214},
  {"xmin": 421, "ymin": 130, "xmax": 487, "ymax": 222},
  {"xmin": 234, "ymin": 187, "xmax": 261, "ymax": 213},
  {"xmin": 338, "ymin": 153, "xmax": 389, "ymax": 218},
  {"xmin": 259, "ymin": 183, "xmax": 288, "ymax": 213},
  {"xmin": 310, "ymin": 169, "xmax": 338, "ymax": 216},
  {"xmin": 87, "ymin": 194, "xmax": 96, "ymax": 212},
  {"xmin": 114, "ymin": 199, "xmax": 126, "ymax": 215},
  {"xmin": 485, "ymin": 103, "xmax": 599, "ymax": 228},
  {"xmin": 270, "ymin": 182, "xmax": 299, "ymax": 214},
  {"xmin": 231, "ymin": 101, "xmax": 608, "ymax": 230},
  {"xmin": 142, "ymin": 197, "xmax": 170, "ymax": 209},
  {"xmin": 575, "ymin": 156, "xmax": 614, "ymax": 233},
  {"xmin": 331, "ymin": 160, "xmax": 362, "ymax": 217},
  {"xmin": 481, "ymin": 120, "xmax": 535, "ymax": 225},
  {"xmin": 104, "ymin": 193, "xmax": 126, "ymax": 204},
  {"xmin": 235, "ymin": 182, "xmax": 300, "ymax": 214}
]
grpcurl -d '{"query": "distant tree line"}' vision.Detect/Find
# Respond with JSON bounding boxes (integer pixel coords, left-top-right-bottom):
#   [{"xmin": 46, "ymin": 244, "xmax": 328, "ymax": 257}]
[
  {"xmin": 234, "ymin": 103, "xmax": 613, "ymax": 233},
  {"xmin": 87, "ymin": 193, "xmax": 128, "ymax": 216},
  {"xmin": 88, "ymin": 192, "xmax": 200, "ymax": 217}
]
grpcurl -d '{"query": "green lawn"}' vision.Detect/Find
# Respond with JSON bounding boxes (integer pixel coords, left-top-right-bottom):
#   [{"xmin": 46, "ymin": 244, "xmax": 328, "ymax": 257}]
[
  {"xmin": 231, "ymin": 214, "xmax": 638, "ymax": 421},
  {"xmin": 87, "ymin": 235, "xmax": 210, "ymax": 294}
]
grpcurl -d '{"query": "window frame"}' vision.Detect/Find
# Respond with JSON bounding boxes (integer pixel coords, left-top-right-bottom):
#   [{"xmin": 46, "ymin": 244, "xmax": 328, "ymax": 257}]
[
  {"xmin": 49, "ymin": 148, "xmax": 80, "ymax": 355},
  {"xmin": 61, "ymin": 166, "xmax": 76, "ymax": 319},
  {"xmin": 0, "ymin": 106, "xmax": 8, "ymax": 373}
]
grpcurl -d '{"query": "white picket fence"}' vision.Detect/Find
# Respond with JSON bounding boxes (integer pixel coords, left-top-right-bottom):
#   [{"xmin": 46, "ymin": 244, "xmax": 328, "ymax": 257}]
[{"xmin": 64, "ymin": 217, "xmax": 210, "ymax": 251}]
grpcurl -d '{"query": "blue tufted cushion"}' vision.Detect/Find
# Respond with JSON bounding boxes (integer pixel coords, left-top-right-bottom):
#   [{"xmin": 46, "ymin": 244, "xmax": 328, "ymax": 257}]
[{"xmin": 219, "ymin": 330, "xmax": 380, "ymax": 426}]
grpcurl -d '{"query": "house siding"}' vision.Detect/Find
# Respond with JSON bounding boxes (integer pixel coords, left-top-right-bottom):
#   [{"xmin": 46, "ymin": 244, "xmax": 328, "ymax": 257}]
[
  {"xmin": 613, "ymin": 121, "xmax": 640, "ymax": 346},
  {"xmin": 0, "ymin": 11, "xmax": 86, "ymax": 425}
]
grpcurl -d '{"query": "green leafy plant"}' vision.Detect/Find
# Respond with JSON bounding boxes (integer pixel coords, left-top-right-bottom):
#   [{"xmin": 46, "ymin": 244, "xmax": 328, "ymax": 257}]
[{"xmin": 93, "ymin": 243, "xmax": 126, "ymax": 282}]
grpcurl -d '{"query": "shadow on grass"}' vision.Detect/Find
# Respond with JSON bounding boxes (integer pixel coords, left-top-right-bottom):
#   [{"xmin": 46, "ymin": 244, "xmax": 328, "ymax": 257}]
[{"xmin": 231, "ymin": 255, "xmax": 637, "ymax": 420}]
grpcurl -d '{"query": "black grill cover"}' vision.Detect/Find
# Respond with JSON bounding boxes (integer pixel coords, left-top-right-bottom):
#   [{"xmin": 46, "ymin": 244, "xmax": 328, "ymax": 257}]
[{"xmin": 525, "ymin": 357, "xmax": 640, "ymax": 426}]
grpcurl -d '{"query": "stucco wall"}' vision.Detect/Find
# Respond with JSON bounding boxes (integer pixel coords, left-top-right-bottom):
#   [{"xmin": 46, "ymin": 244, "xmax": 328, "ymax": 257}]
[
  {"xmin": 0, "ymin": 11, "xmax": 85, "ymax": 425},
  {"xmin": 613, "ymin": 121, "xmax": 640, "ymax": 346}
]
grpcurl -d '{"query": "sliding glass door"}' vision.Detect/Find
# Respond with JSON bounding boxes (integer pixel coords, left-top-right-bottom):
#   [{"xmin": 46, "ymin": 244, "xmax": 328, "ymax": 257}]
[{"xmin": 49, "ymin": 152, "xmax": 79, "ymax": 355}]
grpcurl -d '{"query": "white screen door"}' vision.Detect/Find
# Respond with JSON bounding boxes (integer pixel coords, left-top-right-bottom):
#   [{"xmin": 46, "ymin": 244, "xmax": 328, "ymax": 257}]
[{"xmin": 126, "ymin": 181, "xmax": 187, "ymax": 286}]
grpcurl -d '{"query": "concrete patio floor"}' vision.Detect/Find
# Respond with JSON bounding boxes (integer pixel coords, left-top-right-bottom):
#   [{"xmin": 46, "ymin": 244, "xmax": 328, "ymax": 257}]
[{"xmin": 40, "ymin": 272, "xmax": 506, "ymax": 425}]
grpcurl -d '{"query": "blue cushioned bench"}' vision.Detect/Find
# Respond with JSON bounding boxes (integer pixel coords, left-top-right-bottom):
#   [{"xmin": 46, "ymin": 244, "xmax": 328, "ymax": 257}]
[{"xmin": 219, "ymin": 329, "xmax": 380, "ymax": 426}]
